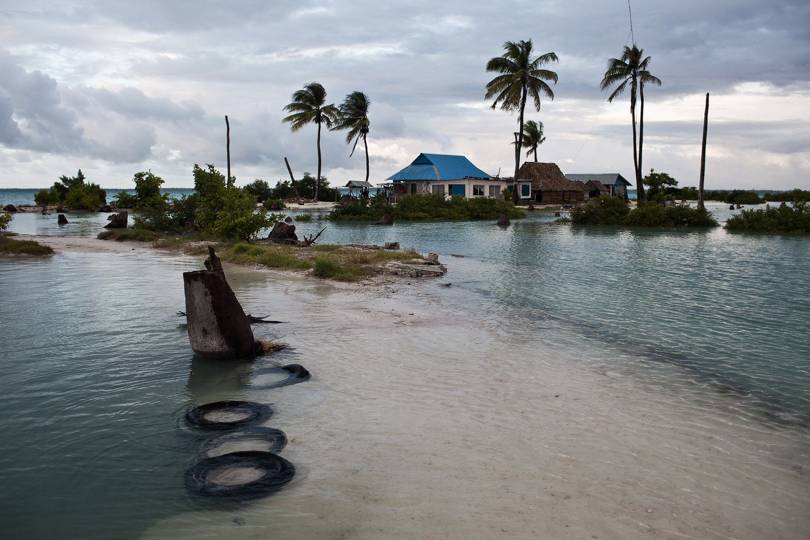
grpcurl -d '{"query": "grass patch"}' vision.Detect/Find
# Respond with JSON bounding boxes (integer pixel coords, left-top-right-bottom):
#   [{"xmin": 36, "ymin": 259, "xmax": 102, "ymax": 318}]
[
  {"xmin": 726, "ymin": 202, "xmax": 810, "ymax": 234},
  {"xmin": 221, "ymin": 243, "xmax": 312, "ymax": 270},
  {"xmin": 312, "ymin": 257, "xmax": 366, "ymax": 281},
  {"xmin": 295, "ymin": 214, "xmax": 313, "ymax": 222},
  {"xmin": 97, "ymin": 228, "xmax": 160, "ymax": 242},
  {"xmin": 0, "ymin": 234, "xmax": 54, "ymax": 256}
]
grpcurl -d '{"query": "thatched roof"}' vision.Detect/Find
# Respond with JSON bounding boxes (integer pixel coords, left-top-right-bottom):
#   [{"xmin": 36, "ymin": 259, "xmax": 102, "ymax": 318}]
[
  {"xmin": 584, "ymin": 180, "xmax": 610, "ymax": 193},
  {"xmin": 518, "ymin": 162, "xmax": 584, "ymax": 192}
]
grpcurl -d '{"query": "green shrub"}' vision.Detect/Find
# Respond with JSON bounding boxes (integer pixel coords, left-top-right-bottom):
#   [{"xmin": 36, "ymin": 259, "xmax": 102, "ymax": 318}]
[
  {"xmin": 114, "ymin": 191, "xmax": 138, "ymax": 208},
  {"xmin": 34, "ymin": 169, "xmax": 106, "ymax": 210},
  {"xmin": 570, "ymin": 196, "xmax": 630, "ymax": 225},
  {"xmin": 244, "ymin": 180, "xmax": 273, "ymax": 202},
  {"xmin": 263, "ymin": 198, "xmax": 286, "ymax": 211},
  {"xmin": 571, "ymin": 197, "xmax": 717, "ymax": 227},
  {"xmin": 726, "ymin": 202, "xmax": 810, "ymax": 234},
  {"xmin": 0, "ymin": 234, "xmax": 54, "ymax": 255},
  {"xmin": 295, "ymin": 213, "xmax": 313, "ymax": 222},
  {"xmin": 0, "ymin": 213, "xmax": 10, "ymax": 231},
  {"xmin": 329, "ymin": 193, "xmax": 525, "ymax": 222},
  {"xmin": 312, "ymin": 257, "xmax": 364, "ymax": 281}
]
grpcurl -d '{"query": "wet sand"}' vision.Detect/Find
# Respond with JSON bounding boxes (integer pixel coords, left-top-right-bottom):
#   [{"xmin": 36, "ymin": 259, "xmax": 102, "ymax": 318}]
[{"xmin": 131, "ymin": 265, "xmax": 810, "ymax": 540}]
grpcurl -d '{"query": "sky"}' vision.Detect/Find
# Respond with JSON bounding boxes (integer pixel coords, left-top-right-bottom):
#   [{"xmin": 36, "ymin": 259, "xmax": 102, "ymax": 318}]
[{"xmin": 1, "ymin": 0, "xmax": 809, "ymax": 190}]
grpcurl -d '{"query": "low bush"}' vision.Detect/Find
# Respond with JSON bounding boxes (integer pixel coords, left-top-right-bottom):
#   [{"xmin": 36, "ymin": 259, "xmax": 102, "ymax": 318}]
[
  {"xmin": 295, "ymin": 213, "xmax": 313, "ymax": 222},
  {"xmin": 725, "ymin": 202, "xmax": 810, "ymax": 234},
  {"xmin": 329, "ymin": 193, "xmax": 525, "ymax": 222},
  {"xmin": 571, "ymin": 197, "xmax": 718, "ymax": 227},
  {"xmin": 0, "ymin": 213, "xmax": 10, "ymax": 231},
  {"xmin": 34, "ymin": 170, "xmax": 106, "ymax": 210},
  {"xmin": 263, "ymin": 198, "xmax": 286, "ymax": 211}
]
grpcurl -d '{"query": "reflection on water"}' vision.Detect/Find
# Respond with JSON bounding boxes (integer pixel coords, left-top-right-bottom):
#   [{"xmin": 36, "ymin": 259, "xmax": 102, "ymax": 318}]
[{"xmin": 1, "ymin": 206, "xmax": 810, "ymax": 539}]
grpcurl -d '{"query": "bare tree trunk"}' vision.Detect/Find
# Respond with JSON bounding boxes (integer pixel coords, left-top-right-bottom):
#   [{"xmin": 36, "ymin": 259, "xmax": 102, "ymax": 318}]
[
  {"xmin": 183, "ymin": 248, "xmax": 256, "ymax": 360},
  {"xmin": 534, "ymin": 147, "xmax": 538, "ymax": 162},
  {"xmin": 225, "ymin": 115, "xmax": 231, "ymax": 186},
  {"xmin": 698, "ymin": 92, "xmax": 709, "ymax": 211},
  {"xmin": 284, "ymin": 156, "xmax": 301, "ymax": 198},
  {"xmin": 315, "ymin": 120, "xmax": 322, "ymax": 201},
  {"xmin": 513, "ymin": 85, "xmax": 528, "ymax": 204},
  {"xmin": 363, "ymin": 133, "xmax": 370, "ymax": 183}
]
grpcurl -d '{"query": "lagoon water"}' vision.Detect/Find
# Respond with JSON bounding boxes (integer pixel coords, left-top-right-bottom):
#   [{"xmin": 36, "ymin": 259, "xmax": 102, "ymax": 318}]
[{"xmin": 1, "ymin": 206, "xmax": 809, "ymax": 539}]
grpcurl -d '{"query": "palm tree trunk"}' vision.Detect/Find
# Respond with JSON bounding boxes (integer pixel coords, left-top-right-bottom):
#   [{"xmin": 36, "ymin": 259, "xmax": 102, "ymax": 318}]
[
  {"xmin": 639, "ymin": 83, "xmax": 645, "ymax": 193},
  {"xmin": 534, "ymin": 146, "xmax": 538, "ymax": 162},
  {"xmin": 513, "ymin": 85, "xmax": 528, "ymax": 204},
  {"xmin": 315, "ymin": 120, "xmax": 322, "ymax": 201},
  {"xmin": 630, "ymin": 85, "xmax": 644, "ymax": 202},
  {"xmin": 363, "ymin": 133, "xmax": 370, "ymax": 183},
  {"xmin": 698, "ymin": 92, "xmax": 709, "ymax": 210}
]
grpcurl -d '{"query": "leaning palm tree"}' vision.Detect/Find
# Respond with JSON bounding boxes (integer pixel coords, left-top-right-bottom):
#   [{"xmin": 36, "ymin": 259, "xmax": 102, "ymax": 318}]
[
  {"xmin": 486, "ymin": 39, "xmax": 558, "ymax": 203},
  {"xmin": 521, "ymin": 120, "xmax": 546, "ymax": 162},
  {"xmin": 282, "ymin": 82, "xmax": 339, "ymax": 201},
  {"xmin": 332, "ymin": 91, "xmax": 371, "ymax": 182},
  {"xmin": 600, "ymin": 45, "xmax": 660, "ymax": 202},
  {"xmin": 637, "ymin": 63, "xmax": 662, "ymax": 196}
]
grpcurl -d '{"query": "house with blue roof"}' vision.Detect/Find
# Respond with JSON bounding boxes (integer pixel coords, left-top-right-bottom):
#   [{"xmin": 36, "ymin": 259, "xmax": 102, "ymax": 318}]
[{"xmin": 386, "ymin": 153, "xmax": 511, "ymax": 200}]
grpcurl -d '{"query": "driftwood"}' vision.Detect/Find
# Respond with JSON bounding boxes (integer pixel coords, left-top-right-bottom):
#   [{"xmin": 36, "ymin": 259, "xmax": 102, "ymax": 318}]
[
  {"xmin": 178, "ymin": 311, "xmax": 285, "ymax": 324},
  {"xmin": 301, "ymin": 227, "xmax": 326, "ymax": 247},
  {"xmin": 183, "ymin": 247, "xmax": 257, "ymax": 359}
]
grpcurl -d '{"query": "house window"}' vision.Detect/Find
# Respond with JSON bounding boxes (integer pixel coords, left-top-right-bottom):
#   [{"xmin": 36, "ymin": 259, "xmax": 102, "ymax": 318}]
[
  {"xmin": 488, "ymin": 185, "xmax": 500, "ymax": 197},
  {"xmin": 432, "ymin": 184, "xmax": 445, "ymax": 195},
  {"xmin": 520, "ymin": 183, "xmax": 531, "ymax": 198},
  {"xmin": 473, "ymin": 185, "xmax": 485, "ymax": 197},
  {"xmin": 449, "ymin": 184, "xmax": 465, "ymax": 197}
]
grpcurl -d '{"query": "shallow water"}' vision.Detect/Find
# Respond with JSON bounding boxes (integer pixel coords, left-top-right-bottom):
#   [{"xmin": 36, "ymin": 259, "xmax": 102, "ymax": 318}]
[{"xmin": 1, "ymin": 207, "xmax": 809, "ymax": 539}]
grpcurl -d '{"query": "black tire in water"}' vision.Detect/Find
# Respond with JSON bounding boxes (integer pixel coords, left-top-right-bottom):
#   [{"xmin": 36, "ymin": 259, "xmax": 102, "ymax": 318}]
[
  {"xmin": 200, "ymin": 427, "xmax": 288, "ymax": 457},
  {"xmin": 185, "ymin": 451, "xmax": 295, "ymax": 500},
  {"xmin": 185, "ymin": 401, "xmax": 272, "ymax": 431},
  {"xmin": 251, "ymin": 363, "xmax": 311, "ymax": 389}
]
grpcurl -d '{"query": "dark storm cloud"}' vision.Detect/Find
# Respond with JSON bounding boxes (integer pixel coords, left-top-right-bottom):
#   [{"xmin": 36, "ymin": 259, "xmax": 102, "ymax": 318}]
[{"xmin": 1, "ymin": 0, "xmax": 809, "ymax": 187}]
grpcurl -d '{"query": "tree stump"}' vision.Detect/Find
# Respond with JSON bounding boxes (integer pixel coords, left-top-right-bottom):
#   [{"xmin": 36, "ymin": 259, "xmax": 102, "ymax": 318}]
[
  {"xmin": 268, "ymin": 221, "xmax": 298, "ymax": 243},
  {"xmin": 57, "ymin": 214, "xmax": 69, "ymax": 225},
  {"xmin": 3, "ymin": 204, "xmax": 17, "ymax": 212},
  {"xmin": 183, "ymin": 247, "xmax": 257, "ymax": 360},
  {"xmin": 105, "ymin": 211, "xmax": 128, "ymax": 229}
]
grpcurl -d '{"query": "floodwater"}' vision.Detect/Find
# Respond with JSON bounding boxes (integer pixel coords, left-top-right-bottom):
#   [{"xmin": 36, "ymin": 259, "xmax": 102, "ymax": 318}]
[{"xmin": 1, "ymin": 206, "xmax": 809, "ymax": 539}]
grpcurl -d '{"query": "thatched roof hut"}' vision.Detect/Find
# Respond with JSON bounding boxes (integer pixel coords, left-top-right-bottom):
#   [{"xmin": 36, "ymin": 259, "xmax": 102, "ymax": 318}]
[{"xmin": 517, "ymin": 162, "xmax": 585, "ymax": 204}]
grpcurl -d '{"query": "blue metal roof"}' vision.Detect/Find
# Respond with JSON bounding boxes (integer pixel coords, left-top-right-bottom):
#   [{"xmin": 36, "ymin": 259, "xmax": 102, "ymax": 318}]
[{"xmin": 387, "ymin": 153, "xmax": 492, "ymax": 182}]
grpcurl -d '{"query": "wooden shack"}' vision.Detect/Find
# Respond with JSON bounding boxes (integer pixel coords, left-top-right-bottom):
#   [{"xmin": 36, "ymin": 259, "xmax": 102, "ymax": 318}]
[{"xmin": 517, "ymin": 162, "xmax": 585, "ymax": 204}]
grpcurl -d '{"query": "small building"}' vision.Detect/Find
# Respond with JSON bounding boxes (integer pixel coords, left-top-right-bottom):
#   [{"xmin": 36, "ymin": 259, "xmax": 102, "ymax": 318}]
[
  {"xmin": 566, "ymin": 174, "xmax": 632, "ymax": 199},
  {"xmin": 344, "ymin": 180, "xmax": 373, "ymax": 198},
  {"xmin": 517, "ymin": 162, "xmax": 585, "ymax": 204},
  {"xmin": 583, "ymin": 180, "xmax": 610, "ymax": 199},
  {"xmin": 387, "ymin": 153, "xmax": 510, "ymax": 200}
]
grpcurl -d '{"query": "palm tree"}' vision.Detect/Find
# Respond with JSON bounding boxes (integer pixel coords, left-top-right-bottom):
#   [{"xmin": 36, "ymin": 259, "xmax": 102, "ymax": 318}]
[
  {"xmin": 600, "ymin": 45, "xmax": 660, "ymax": 202},
  {"xmin": 521, "ymin": 120, "xmax": 545, "ymax": 162},
  {"xmin": 486, "ymin": 40, "xmax": 558, "ymax": 203},
  {"xmin": 282, "ymin": 82, "xmax": 339, "ymax": 201},
  {"xmin": 333, "ymin": 91, "xmax": 371, "ymax": 183},
  {"xmin": 638, "ymin": 62, "xmax": 661, "ymax": 197}
]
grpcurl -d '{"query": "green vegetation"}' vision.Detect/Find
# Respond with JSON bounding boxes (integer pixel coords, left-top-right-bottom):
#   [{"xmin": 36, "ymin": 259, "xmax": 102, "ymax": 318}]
[
  {"xmin": 1, "ymin": 215, "xmax": 53, "ymax": 256},
  {"xmin": 726, "ymin": 202, "xmax": 810, "ymax": 234},
  {"xmin": 520, "ymin": 120, "xmax": 545, "ymax": 162},
  {"xmin": 216, "ymin": 242, "xmax": 421, "ymax": 282},
  {"xmin": 571, "ymin": 196, "xmax": 718, "ymax": 228},
  {"xmin": 114, "ymin": 171, "xmax": 166, "ymax": 209},
  {"xmin": 600, "ymin": 45, "xmax": 662, "ymax": 201},
  {"xmin": 295, "ymin": 213, "xmax": 313, "ymax": 222},
  {"xmin": 643, "ymin": 169, "xmax": 678, "ymax": 200},
  {"xmin": 332, "ymin": 91, "xmax": 372, "ymax": 182},
  {"xmin": 282, "ymin": 82, "xmax": 340, "ymax": 201},
  {"xmin": 34, "ymin": 170, "xmax": 106, "ymax": 210},
  {"xmin": 485, "ymin": 39, "xmax": 558, "ymax": 203},
  {"xmin": 118, "ymin": 165, "xmax": 274, "ymax": 241},
  {"xmin": 329, "ymin": 194, "xmax": 526, "ymax": 222},
  {"xmin": 97, "ymin": 229, "xmax": 160, "ymax": 242}
]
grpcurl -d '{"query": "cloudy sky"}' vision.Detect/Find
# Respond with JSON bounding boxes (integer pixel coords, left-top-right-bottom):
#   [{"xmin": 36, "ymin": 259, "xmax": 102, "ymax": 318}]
[{"xmin": 1, "ymin": 0, "xmax": 809, "ymax": 189}]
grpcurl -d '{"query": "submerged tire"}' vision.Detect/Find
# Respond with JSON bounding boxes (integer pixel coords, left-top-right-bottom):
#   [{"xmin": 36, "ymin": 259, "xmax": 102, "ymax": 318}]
[
  {"xmin": 185, "ymin": 451, "xmax": 295, "ymax": 500},
  {"xmin": 200, "ymin": 427, "xmax": 288, "ymax": 457},
  {"xmin": 251, "ymin": 364, "xmax": 311, "ymax": 389},
  {"xmin": 185, "ymin": 401, "xmax": 271, "ymax": 431}
]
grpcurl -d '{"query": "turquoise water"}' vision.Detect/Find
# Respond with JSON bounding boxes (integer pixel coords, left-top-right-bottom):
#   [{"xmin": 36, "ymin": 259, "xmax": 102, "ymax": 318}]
[{"xmin": 2, "ymin": 207, "xmax": 810, "ymax": 538}]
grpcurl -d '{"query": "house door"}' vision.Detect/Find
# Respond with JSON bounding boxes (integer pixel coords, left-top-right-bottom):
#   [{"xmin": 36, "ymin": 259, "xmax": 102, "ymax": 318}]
[
  {"xmin": 410, "ymin": 183, "xmax": 417, "ymax": 195},
  {"xmin": 449, "ymin": 184, "xmax": 465, "ymax": 197}
]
